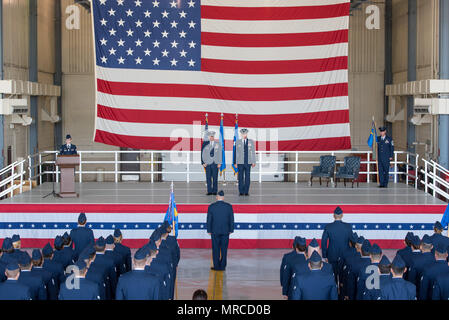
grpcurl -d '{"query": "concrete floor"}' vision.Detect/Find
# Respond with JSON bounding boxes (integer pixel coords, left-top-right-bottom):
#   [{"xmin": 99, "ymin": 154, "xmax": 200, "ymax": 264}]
[{"xmin": 2, "ymin": 181, "xmax": 444, "ymax": 205}]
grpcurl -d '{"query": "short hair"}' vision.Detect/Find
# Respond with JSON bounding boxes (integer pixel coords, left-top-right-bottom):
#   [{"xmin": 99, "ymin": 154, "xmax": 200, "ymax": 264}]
[
  {"xmin": 133, "ymin": 258, "xmax": 147, "ymax": 268},
  {"xmin": 5, "ymin": 269, "xmax": 19, "ymax": 279},
  {"xmin": 391, "ymin": 266, "xmax": 405, "ymax": 275},
  {"xmin": 436, "ymin": 251, "xmax": 448, "ymax": 259},
  {"xmin": 361, "ymin": 249, "xmax": 370, "ymax": 257},
  {"xmin": 411, "ymin": 243, "xmax": 420, "ymax": 250},
  {"xmin": 421, "ymin": 242, "xmax": 432, "ymax": 251},
  {"xmin": 192, "ymin": 289, "xmax": 208, "ymax": 300},
  {"xmin": 309, "ymin": 260, "xmax": 322, "ymax": 270},
  {"xmin": 32, "ymin": 257, "xmax": 43, "ymax": 267},
  {"xmin": 379, "ymin": 264, "xmax": 390, "ymax": 275},
  {"xmin": 19, "ymin": 262, "xmax": 31, "ymax": 270},
  {"xmin": 54, "ymin": 242, "xmax": 63, "ymax": 251},
  {"xmin": 370, "ymin": 253, "xmax": 382, "ymax": 261},
  {"xmin": 95, "ymin": 244, "xmax": 106, "ymax": 252},
  {"xmin": 295, "ymin": 243, "xmax": 306, "ymax": 252},
  {"xmin": 43, "ymin": 252, "xmax": 53, "ymax": 259}
]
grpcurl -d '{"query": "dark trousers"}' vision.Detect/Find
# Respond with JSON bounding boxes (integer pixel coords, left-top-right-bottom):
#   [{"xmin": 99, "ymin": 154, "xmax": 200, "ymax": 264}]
[
  {"xmin": 206, "ymin": 164, "xmax": 219, "ymax": 194},
  {"xmin": 211, "ymin": 234, "xmax": 229, "ymax": 270},
  {"xmin": 378, "ymin": 159, "xmax": 390, "ymax": 187},
  {"xmin": 238, "ymin": 164, "xmax": 251, "ymax": 194}
]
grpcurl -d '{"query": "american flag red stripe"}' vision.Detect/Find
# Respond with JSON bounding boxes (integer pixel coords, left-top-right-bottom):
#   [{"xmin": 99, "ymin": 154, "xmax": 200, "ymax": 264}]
[{"xmin": 92, "ymin": 0, "xmax": 351, "ymax": 151}]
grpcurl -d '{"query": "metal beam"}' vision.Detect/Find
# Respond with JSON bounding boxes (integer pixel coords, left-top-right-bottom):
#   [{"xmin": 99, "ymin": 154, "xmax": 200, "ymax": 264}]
[
  {"xmin": 407, "ymin": 0, "xmax": 417, "ymax": 153},
  {"xmin": 0, "ymin": 0, "xmax": 4, "ymax": 168},
  {"xmin": 54, "ymin": 0, "xmax": 62, "ymax": 150},
  {"xmin": 439, "ymin": 0, "xmax": 449, "ymax": 169},
  {"xmin": 28, "ymin": 0, "xmax": 38, "ymax": 158}
]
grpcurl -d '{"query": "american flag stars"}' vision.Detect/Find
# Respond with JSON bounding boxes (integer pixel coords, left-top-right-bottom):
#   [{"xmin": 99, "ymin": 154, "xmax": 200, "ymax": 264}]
[{"xmin": 94, "ymin": 0, "xmax": 201, "ymax": 70}]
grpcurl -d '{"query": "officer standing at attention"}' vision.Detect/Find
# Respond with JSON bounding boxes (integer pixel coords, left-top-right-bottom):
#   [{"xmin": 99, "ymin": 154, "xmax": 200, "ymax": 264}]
[
  {"xmin": 380, "ymin": 255, "xmax": 416, "ymax": 300},
  {"xmin": 363, "ymin": 255, "xmax": 392, "ymax": 300},
  {"xmin": 377, "ymin": 126, "xmax": 394, "ymax": 188},
  {"xmin": 115, "ymin": 247, "xmax": 161, "ymax": 300},
  {"xmin": 321, "ymin": 206, "xmax": 353, "ymax": 279},
  {"xmin": 280, "ymin": 236, "xmax": 306, "ymax": 298},
  {"xmin": 290, "ymin": 251, "xmax": 338, "ymax": 300},
  {"xmin": 59, "ymin": 134, "xmax": 77, "ymax": 155},
  {"xmin": 419, "ymin": 243, "xmax": 449, "ymax": 300},
  {"xmin": 235, "ymin": 128, "xmax": 256, "ymax": 196},
  {"xmin": 429, "ymin": 221, "xmax": 449, "ymax": 253},
  {"xmin": 59, "ymin": 260, "xmax": 101, "ymax": 300},
  {"xmin": 113, "ymin": 228, "xmax": 132, "ymax": 273},
  {"xmin": 207, "ymin": 190, "xmax": 234, "ymax": 271},
  {"xmin": 201, "ymin": 131, "xmax": 222, "ymax": 196},
  {"xmin": 70, "ymin": 213, "xmax": 95, "ymax": 260},
  {"xmin": 0, "ymin": 262, "xmax": 32, "ymax": 300}
]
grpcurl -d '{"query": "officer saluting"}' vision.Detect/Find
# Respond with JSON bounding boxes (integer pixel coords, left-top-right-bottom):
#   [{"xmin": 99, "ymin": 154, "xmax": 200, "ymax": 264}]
[
  {"xmin": 207, "ymin": 190, "xmax": 234, "ymax": 271},
  {"xmin": 60, "ymin": 134, "xmax": 77, "ymax": 155},
  {"xmin": 235, "ymin": 128, "xmax": 256, "ymax": 196},
  {"xmin": 377, "ymin": 126, "xmax": 394, "ymax": 188},
  {"xmin": 201, "ymin": 131, "xmax": 222, "ymax": 196}
]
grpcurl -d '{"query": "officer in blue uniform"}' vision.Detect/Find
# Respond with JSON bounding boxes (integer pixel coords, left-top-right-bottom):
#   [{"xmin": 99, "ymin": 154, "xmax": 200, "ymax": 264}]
[
  {"xmin": 305, "ymin": 238, "xmax": 334, "ymax": 275},
  {"xmin": 113, "ymin": 228, "xmax": 132, "ymax": 273},
  {"xmin": 0, "ymin": 262, "xmax": 32, "ymax": 300},
  {"xmin": 346, "ymin": 240, "xmax": 372, "ymax": 300},
  {"xmin": 62, "ymin": 232, "xmax": 75, "ymax": 263},
  {"xmin": 59, "ymin": 260, "xmax": 101, "ymax": 300},
  {"xmin": 201, "ymin": 131, "xmax": 222, "ymax": 196},
  {"xmin": 81, "ymin": 247, "xmax": 107, "ymax": 300},
  {"xmin": 0, "ymin": 238, "xmax": 17, "ymax": 265},
  {"xmin": 280, "ymin": 236, "xmax": 306, "ymax": 298},
  {"xmin": 18, "ymin": 253, "xmax": 47, "ymax": 300},
  {"xmin": 236, "ymin": 129, "xmax": 256, "ymax": 196},
  {"xmin": 363, "ymin": 255, "xmax": 392, "ymax": 300},
  {"xmin": 290, "ymin": 251, "xmax": 338, "ymax": 300},
  {"xmin": 161, "ymin": 221, "xmax": 180, "ymax": 268},
  {"xmin": 42, "ymin": 243, "xmax": 65, "ymax": 291},
  {"xmin": 70, "ymin": 213, "xmax": 95, "ymax": 260},
  {"xmin": 419, "ymin": 243, "xmax": 449, "ymax": 300},
  {"xmin": 91, "ymin": 237, "xmax": 118, "ymax": 299},
  {"xmin": 53, "ymin": 235, "xmax": 74, "ymax": 269},
  {"xmin": 356, "ymin": 244, "xmax": 382, "ymax": 300},
  {"xmin": 380, "ymin": 255, "xmax": 416, "ymax": 300},
  {"xmin": 144, "ymin": 241, "xmax": 171, "ymax": 300},
  {"xmin": 11, "ymin": 234, "xmax": 27, "ymax": 261},
  {"xmin": 321, "ymin": 206, "xmax": 353, "ymax": 279},
  {"xmin": 432, "ymin": 263, "xmax": 449, "ymax": 300},
  {"xmin": 206, "ymin": 190, "xmax": 234, "ymax": 271},
  {"xmin": 116, "ymin": 247, "xmax": 161, "ymax": 300},
  {"xmin": 407, "ymin": 234, "xmax": 434, "ymax": 289},
  {"xmin": 59, "ymin": 134, "xmax": 77, "ymax": 155},
  {"xmin": 105, "ymin": 235, "xmax": 126, "ymax": 277},
  {"xmin": 30, "ymin": 249, "xmax": 58, "ymax": 300},
  {"xmin": 376, "ymin": 126, "xmax": 394, "ymax": 188},
  {"xmin": 339, "ymin": 232, "xmax": 359, "ymax": 299},
  {"xmin": 397, "ymin": 232, "xmax": 414, "ymax": 267},
  {"xmin": 405, "ymin": 235, "xmax": 423, "ymax": 281},
  {"xmin": 430, "ymin": 221, "xmax": 449, "ymax": 253}
]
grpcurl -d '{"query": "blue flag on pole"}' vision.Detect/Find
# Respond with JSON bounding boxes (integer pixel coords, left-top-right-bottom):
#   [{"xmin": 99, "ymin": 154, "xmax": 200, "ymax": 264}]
[
  {"xmin": 232, "ymin": 116, "xmax": 238, "ymax": 175},
  {"xmin": 164, "ymin": 184, "xmax": 179, "ymax": 238},
  {"xmin": 367, "ymin": 120, "xmax": 377, "ymax": 148},
  {"xmin": 219, "ymin": 114, "xmax": 226, "ymax": 175},
  {"xmin": 441, "ymin": 204, "xmax": 449, "ymax": 228}
]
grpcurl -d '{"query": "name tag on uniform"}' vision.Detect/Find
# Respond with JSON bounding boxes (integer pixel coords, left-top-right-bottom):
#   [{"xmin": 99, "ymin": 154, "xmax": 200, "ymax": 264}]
[{"xmin": 385, "ymin": 140, "xmax": 390, "ymax": 144}]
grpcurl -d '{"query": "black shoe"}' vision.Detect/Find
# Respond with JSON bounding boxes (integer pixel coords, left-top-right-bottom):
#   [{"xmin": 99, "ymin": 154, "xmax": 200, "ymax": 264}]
[
  {"xmin": 244, "ymin": 193, "xmax": 249, "ymax": 196},
  {"xmin": 212, "ymin": 192, "xmax": 217, "ymax": 195},
  {"xmin": 206, "ymin": 192, "xmax": 212, "ymax": 195},
  {"xmin": 239, "ymin": 193, "xmax": 244, "ymax": 196}
]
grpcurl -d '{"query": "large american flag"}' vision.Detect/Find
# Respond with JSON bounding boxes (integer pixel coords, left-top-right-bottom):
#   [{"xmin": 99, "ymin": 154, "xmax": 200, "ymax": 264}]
[{"xmin": 92, "ymin": 0, "xmax": 351, "ymax": 151}]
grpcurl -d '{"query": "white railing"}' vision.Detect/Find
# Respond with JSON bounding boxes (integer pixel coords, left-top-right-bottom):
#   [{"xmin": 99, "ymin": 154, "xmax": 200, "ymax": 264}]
[
  {"xmin": 0, "ymin": 159, "xmax": 26, "ymax": 199},
  {"xmin": 25, "ymin": 149, "xmax": 419, "ymax": 187},
  {"xmin": 420, "ymin": 159, "xmax": 449, "ymax": 202}
]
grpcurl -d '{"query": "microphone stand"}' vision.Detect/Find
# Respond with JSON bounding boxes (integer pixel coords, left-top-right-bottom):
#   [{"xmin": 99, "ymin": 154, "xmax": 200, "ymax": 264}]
[{"xmin": 43, "ymin": 161, "xmax": 60, "ymax": 198}]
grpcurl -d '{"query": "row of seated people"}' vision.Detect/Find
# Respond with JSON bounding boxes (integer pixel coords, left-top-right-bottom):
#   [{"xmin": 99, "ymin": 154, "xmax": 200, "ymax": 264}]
[
  {"xmin": 280, "ymin": 221, "xmax": 449, "ymax": 300},
  {"xmin": 0, "ymin": 213, "xmax": 180, "ymax": 300}
]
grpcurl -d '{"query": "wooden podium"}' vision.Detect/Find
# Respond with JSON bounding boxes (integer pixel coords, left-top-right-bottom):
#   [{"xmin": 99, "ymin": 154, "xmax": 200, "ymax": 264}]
[{"xmin": 56, "ymin": 155, "xmax": 80, "ymax": 198}]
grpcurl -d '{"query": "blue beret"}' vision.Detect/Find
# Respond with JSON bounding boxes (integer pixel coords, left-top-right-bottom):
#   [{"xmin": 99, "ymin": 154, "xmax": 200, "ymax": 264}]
[
  {"xmin": 411, "ymin": 235, "xmax": 421, "ymax": 247},
  {"xmin": 11, "ymin": 234, "xmax": 20, "ymax": 243},
  {"xmin": 2, "ymin": 238, "xmax": 12, "ymax": 250},
  {"xmin": 379, "ymin": 255, "xmax": 391, "ymax": 266},
  {"xmin": 435, "ymin": 243, "xmax": 448, "ymax": 254},
  {"xmin": 218, "ymin": 190, "xmax": 224, "ymax": 196},
  {"xmin": 362, "ymin": 240, "xmax": 371, "ymax": 252},
  {"xmin": 309, "ymin": 251, "xmax": 322, "ymax": 263},
  {"xmin": 105, "ymin": 235, "xmax": 114, "ymax": 245},
  {"xmin": 309, "ymin": 238, "xmax": 319, "ymax": 248},
  {"xmin": 6, "ymin": 262, "xmax": 19, "ymax": 271},
  {"xmin": 66, "ymin": 134, "xmax": 72, "ymax": 139},
  {"xmin": 113, "ymin": 228, "xmax": 122, "ymax": 237},
  {"xmin": 134, "ymin": 248, "xmax": 148, "ymax": 260},
  {"xmin": 78, "ymin": 213, "xmax": 87, "ymax": 224},
  {"xmin": 147, "ymin": 241, "xmax": 157, "ymax": 252},
  {"xmin": 422, "ymin": 234, "xmax": 432, "ymax": 245},
  {"xmin": 391, "ymin": 255, "xmax": 406, "ymax": 269},
  {"xmin": 405, "ymin": 232, "xmax": 414, "ymax": 241},
  {"xmin": 54, "ymin": 236, "xmax": 63, "ymax": 248},
  {"xmin": 370, "ymin": 244, "xmax": 382, "ymax": 255},
  {"xmin": 62, "ymin": 232, "xmax": 70, "ymax": 240},
  {"xmin": 334, "ymin": 206, "xmax": 343, "ymax": 215},
  {"xmin": 96, "ymin": 236, "xmax": 106, "ymax": 247},
  {"xmin": 42, "ymin": 243, "xmax": 53, "ymax": 256},
  {"xmin": 18, "ymin": 252, "xmax": 31, "ymax": 266},
  {"xmin": 31, "ymin": 249, "xmax": 42, "ymax": 261},
  {"xmin": 356, "ymin": 236, "xmax": 365, "ymax": 245},
  {"xmin": 435, "ymin": 221, "xmax": 443, "ymax": 230},
  {"xmin": 75, "ymin": 260, "xmax": 87, "ymax": 270}
]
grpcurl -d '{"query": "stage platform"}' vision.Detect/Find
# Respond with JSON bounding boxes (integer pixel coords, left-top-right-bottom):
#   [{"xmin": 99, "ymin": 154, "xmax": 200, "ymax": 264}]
[{"xmin": 0, "ymin": 182, "xmax": 446, "ymax": 249}]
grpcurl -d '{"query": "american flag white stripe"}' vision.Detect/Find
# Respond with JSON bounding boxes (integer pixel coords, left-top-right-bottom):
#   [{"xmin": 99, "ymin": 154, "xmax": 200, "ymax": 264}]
[{"xmin": 200, "ymin": 0, "xmax": 348, "ymax": 7}]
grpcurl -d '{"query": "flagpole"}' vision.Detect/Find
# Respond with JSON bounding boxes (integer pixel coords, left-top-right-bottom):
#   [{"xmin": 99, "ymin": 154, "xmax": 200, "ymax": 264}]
[
  {"xmin": 170, "ymin": 181, "xmax": 175, "ymax": 237},
  {"xmin": 221, "ymin": 113, "xmax": 226, "ymax": 186},
  {"xmin": 235, "ymin": 113, "xmax": 239, "ymax": 186},
  {"xmin": 372, "ymin": 116, "xmax": 380, "ymax": 185}
]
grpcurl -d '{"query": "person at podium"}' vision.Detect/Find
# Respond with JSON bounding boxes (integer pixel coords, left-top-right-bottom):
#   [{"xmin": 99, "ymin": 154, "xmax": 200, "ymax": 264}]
[{"xmin": 60, "ymin": 134, "xmax": 77, "ymax": 155}]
